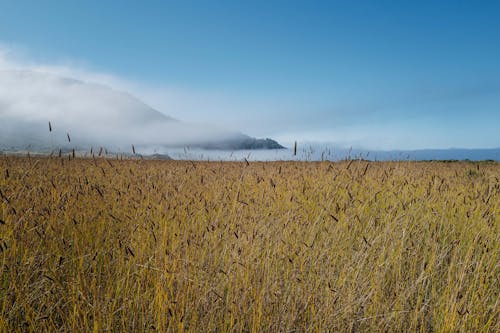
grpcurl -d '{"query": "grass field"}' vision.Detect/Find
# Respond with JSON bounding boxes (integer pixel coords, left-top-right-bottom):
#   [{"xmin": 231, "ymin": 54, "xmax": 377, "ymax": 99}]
[{"xmin": 0, "ymin": 156, "xmax": 498, "ymax": 332}]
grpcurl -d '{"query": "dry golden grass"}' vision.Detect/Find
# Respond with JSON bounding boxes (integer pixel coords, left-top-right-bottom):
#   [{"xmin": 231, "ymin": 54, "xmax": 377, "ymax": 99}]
[{"xmin": 0, "ymin": 156, "xmax": 498, "ymax": 332}]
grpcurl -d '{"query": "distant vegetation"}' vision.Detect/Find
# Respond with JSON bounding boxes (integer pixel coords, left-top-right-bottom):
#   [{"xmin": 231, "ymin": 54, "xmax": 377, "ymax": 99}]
[
  {"xmin": 196, "ymin": 137, "xmax": 284, "ymax": 150},
  {"xmin": 0, "ymin": 157, "xmax": 498, "ymax": 331}
]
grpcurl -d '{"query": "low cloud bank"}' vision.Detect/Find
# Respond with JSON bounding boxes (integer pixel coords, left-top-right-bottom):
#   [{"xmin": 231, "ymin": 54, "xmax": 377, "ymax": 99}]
[{"xmin": 0, "ymin": 47, "xmax": 250, "ymax": 151}]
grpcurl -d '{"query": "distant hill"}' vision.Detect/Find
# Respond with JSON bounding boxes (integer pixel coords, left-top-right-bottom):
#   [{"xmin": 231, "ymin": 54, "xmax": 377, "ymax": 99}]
[
  {"xmin": 213, "ymin": 144, "xmax": 500, "ymax": 162},
  {"xmin": 389, "ymin": 148, "xmax": 500, "ymax": 161},
  {"xmin": 289, "ymin": 144, "xmax": 500, "ymax": 162},
  {"xmin": 0, "ymin": 70, "xmax": 283, "ymax": 152}
]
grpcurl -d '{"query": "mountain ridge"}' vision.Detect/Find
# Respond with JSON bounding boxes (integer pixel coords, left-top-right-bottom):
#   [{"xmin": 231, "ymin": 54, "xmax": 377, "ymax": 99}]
[{"xmin": 0, "ymin": 70, "xmax": 284, "ymax": 151}]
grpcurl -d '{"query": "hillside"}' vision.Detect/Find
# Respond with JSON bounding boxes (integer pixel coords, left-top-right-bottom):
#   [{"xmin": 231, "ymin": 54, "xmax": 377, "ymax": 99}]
[{"xmin": 0, "ymin": 70, "xmax": 283, "ymax": 152}]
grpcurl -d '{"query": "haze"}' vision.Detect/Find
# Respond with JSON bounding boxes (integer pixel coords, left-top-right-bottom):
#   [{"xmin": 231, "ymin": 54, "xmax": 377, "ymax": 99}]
[{"xmin": 0, "ymin": 67, "xmax": 245, "ymax": 150}]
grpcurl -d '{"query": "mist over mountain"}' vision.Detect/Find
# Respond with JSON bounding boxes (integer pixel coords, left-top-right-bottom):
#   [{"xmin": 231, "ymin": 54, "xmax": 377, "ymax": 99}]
[{"xmin": 0, "ymin": 70, "xmax": 283, "ymax": 152}]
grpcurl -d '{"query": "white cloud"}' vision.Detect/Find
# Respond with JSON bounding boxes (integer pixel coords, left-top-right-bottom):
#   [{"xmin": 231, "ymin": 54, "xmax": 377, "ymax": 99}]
[
  {"xmin": 0, "ymin": 44, "xmax": 290, "ymax": 137},
  {"xmin": 0, "ymin": 44, "xmax": 252, "ymax": 151}
]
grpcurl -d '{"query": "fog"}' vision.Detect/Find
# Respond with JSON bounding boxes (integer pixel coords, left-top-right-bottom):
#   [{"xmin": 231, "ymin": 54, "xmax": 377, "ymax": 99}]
[
  {"xmin": 137, "ymin": 144, "xmax": 500, "ymax": 162},
  {"xmin": 0, "ymin": 48, "xmax": 249, "ymax": 152}
]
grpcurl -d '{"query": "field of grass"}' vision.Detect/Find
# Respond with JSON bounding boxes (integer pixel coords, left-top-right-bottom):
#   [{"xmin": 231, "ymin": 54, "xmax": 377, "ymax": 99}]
[{"xmin": 0, "ymin": 156, "xmax": 498, "ymax": 332}]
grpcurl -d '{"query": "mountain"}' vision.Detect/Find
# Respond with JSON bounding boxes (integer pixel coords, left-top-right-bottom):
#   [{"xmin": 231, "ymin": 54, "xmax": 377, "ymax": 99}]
[{"xmin": 0, "ymin": 70, "xmax": 283, "ymax": 152}]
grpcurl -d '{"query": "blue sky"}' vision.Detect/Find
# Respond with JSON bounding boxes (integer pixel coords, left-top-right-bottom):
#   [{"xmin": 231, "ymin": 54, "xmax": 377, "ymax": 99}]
[{"xmin": 1, "ymin": 0, "xmax": 499, "ymax": 149}]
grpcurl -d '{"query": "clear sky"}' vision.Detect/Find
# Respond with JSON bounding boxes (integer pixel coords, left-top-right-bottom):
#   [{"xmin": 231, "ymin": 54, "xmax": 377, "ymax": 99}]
[{"xmin": 1, "ymin": 0, "xmax": 499, "ymax": 149}]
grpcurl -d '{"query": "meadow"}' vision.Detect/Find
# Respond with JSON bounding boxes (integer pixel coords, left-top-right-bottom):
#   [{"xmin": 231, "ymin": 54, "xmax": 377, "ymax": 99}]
[{"xmin": 0, "ymin": 156, "xmax": 498, "ymax": 332}]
